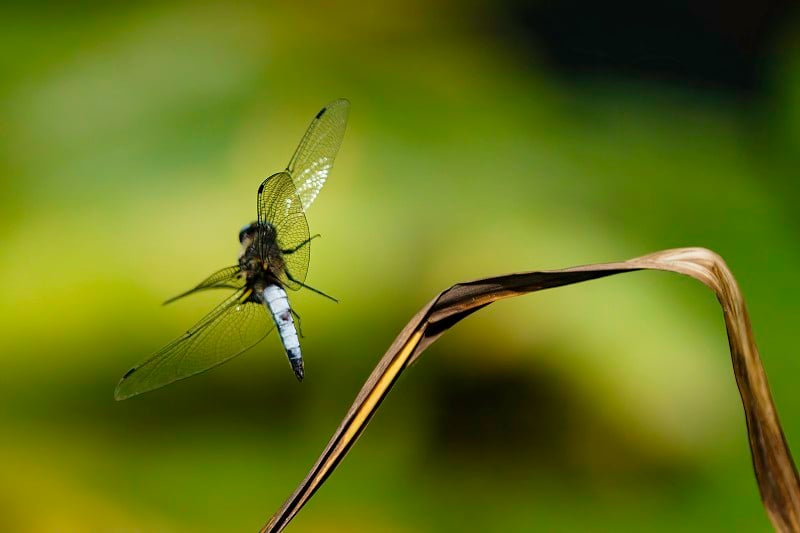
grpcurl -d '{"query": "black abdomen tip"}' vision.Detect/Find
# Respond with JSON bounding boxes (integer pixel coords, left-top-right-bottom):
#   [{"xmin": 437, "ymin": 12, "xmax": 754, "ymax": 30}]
[{"xmin": 291, "ymin": 358, "xmax": 304, "ymax": 382}]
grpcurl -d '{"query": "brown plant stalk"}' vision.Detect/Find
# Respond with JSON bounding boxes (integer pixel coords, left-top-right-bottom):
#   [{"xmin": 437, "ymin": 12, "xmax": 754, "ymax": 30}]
[{"xmin": 261, "ymin": 247, "xmax": 800, "ymax": 532}]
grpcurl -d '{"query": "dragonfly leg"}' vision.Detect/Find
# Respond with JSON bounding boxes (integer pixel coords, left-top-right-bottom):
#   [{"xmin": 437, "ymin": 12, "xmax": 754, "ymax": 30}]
[
  {"xmin": 292, "ymin": 309, "xmax": 304, "ymax": 338},
  {"xmin": 284, "ymin": 270, "xmax": 338, "ymax": 303},
  {"xmin": 282, "ymin": 234, "xmax": 320, "ymax": 255}
]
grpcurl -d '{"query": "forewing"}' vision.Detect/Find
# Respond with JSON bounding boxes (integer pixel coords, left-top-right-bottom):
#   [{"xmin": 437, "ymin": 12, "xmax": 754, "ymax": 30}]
[
  {"xmin": 163, "ymin": 265, "xmax": 245, "ymax": 304},
  {"xmin": 286, "ymin": 98, "xmax": 349, "ymax": 211},
  {"xmin": 115, "ymin": 288, "xmax": 273, "ymax": 400},
  {"xmin": 257, "ymin": 172, "xmax": 310, "ymax": 288}
]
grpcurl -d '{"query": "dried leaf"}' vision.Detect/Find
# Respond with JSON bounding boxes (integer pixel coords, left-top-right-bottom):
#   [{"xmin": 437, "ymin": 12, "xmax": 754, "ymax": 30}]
[{"xmin": 262, "ymin": 247, "xmax": 800, "ymax": 532}]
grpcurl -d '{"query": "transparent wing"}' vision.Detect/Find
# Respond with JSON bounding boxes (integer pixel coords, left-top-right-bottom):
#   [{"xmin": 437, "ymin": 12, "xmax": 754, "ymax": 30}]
[
  {"xmin": 115, "ymin": 288, "xmax": 273, "ymax": 400},
  {"xmin": 257, "ymin": 171, "xmax": 310, "ymax": 289},
  {"xmin": 286, "ymin": 98, "xmax": 349, "ymax": 211},
  {"xmin": 163, "ymin": 265, "xmax": 245, "ymax": 304}
]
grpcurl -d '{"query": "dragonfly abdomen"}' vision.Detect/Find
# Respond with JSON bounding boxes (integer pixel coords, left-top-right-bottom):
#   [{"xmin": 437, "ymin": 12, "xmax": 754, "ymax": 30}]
[{"xmin": 262, "ymin": 284, "xmax": 304, "ymax": 381}]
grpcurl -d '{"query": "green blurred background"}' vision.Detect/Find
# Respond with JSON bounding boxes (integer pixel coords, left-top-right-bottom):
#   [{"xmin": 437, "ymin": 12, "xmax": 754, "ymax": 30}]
[{"xmin": 2, "ymin": 1, "xmax": 800, "ymax": 531}]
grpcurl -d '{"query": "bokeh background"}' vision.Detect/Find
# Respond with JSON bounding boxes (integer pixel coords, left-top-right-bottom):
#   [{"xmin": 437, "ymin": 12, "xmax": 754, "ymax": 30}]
[{"xmin": 2, "ymin": 1, "xmax": 800, "ymax": 531}]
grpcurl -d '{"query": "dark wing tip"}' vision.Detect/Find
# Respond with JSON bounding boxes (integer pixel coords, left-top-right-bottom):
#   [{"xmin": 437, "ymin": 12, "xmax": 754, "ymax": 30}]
[
  {"xmin": 258, "ymin": 181, "xmax": 265, "ymax": 194},
  {"xmin": 113, "ymin": 367, "xmax": 138, "ymax": 401},
  {"xmin": 315, "ymin": 98, "xmax": 349, "ymax": 119}
]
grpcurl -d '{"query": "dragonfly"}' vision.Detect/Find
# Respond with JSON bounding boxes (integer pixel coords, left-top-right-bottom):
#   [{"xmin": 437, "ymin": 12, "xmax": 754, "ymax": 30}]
[{"xmin": 115, "ymin": 98, "xmax": 349, "ymax": 401}]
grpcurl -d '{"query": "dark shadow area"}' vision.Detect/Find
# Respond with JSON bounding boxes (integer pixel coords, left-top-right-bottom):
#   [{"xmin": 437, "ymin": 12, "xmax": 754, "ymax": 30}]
[{"xmin": 499, "ymin": 0, "xmax": 796, "ymax": 96}]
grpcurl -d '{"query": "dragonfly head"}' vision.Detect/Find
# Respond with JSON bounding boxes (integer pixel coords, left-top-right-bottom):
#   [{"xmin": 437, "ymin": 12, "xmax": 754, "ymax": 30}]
[{"xmin": 239, "ymin": 222, "xmax": 258, "ymax": 244}]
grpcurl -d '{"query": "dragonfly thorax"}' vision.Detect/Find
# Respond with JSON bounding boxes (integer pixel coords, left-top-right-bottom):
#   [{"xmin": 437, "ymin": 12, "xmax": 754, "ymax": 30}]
[{"xmin": 238, "ymin": 221, "xmax": 284, "ymax": 285}]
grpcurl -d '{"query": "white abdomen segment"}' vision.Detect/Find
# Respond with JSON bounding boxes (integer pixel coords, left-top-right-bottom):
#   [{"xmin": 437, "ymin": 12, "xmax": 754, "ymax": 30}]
[{"xmin": 262, "ymin": 284, "xmax": 304, "ymax": 381}]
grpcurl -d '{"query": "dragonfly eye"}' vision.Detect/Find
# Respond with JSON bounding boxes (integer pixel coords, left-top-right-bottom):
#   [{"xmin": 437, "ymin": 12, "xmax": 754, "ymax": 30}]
[{"xmin": 239, "ymin": 222, "xmax": 257, "ymax": 243}]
